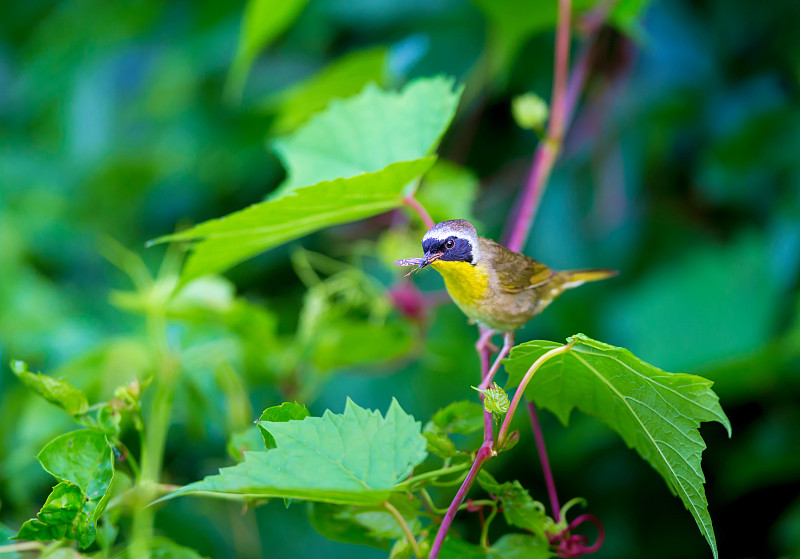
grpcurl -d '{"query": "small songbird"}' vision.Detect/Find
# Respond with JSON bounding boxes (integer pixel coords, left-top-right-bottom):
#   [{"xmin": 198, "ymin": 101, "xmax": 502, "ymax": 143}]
[{"xmin": 396, "ymin": 219, "xmax": 616, "ymax": 380}]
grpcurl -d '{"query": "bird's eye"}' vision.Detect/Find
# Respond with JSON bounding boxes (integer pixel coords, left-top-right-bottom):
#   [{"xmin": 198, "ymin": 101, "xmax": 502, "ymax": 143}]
[{"xmin": 445, "ymin": 239, "xmax": 455, "ymax": 249}]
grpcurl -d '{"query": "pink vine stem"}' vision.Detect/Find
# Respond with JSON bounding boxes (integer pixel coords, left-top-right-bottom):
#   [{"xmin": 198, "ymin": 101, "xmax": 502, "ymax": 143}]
[{"xmin": 428, "ymin": 0, "xmax": 619, "ymax": 555}]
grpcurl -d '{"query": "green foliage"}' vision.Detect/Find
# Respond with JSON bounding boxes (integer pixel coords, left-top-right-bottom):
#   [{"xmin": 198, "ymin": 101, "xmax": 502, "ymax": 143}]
[
  {"xmin": 153, "ymin": 157, "xmax": 435, "ymax": 279},
  {"xmin": 477, "ymin": 472, "xmax": 549, "ymax": 539},
  {"xmin": 5, "ymin": 0, "xmax": 793, "ymax": 556},
  {"xmin": 11, "ymin": 361, "xmax": 88, "ymax": 416},
  {"xmin": 16, "ymin": 431, "xmax": 114, "ymax": 549},
  {"xmin": 271, "ymin": 77, "xmax": 462, "ymax": 194},
  {"xmin": 167, "ymin": 399, "xmax": 427, "ymax": 505},
  {"xmin": 505, "ymin": 334, "xmax": 731, "ymax": 558},
  {"xmin": 423, "ymin": 400, "xmax": 484, "ymax": 458}
]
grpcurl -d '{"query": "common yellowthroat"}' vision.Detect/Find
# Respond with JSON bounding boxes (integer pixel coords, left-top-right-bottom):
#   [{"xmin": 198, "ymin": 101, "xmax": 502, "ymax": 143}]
[{"xmin": 396, "ymin": 219, "xmax": 616, "ymax": 334}]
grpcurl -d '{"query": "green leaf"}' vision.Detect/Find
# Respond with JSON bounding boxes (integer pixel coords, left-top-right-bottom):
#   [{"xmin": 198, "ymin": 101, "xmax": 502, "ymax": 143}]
[
  {"xmin": 271, "ymin": 77, "xmax": 462, "ymax": 194},
  {"xmin": 152, "ymin": 157, "xmax": 435, "ymax": 280},
  {"xmin": 414, "ymin": 161, "xmax": 480, "ymax": 224},
  {"xmin": 16, "ymin": 482, "xmax": 84, "ymax": 544},
  {"xmin": 474, "ymin": 383, "xmax": 510, "ymax": 422},
  {"xmin": 166, "ymin": 398, "xmax": 427, "ymax": 505},
  {"xmin": 267, "ymin": 47, "xmax": 389, "ymax": 134},
  {"xmin": 477, "ymin": 472, "xmax": 548, "ymax": 537},
  {"xmin": 21, "ymin": 430, "xmax": 116, "ymax": 548},
  {"xmin": 505, "ymin": 334, "xmax": 731, "ymax": 559},
  {"xmin": 258, "ymin": 402, "xmax": 310, "ymax": 450},
  {"xmin": 423, "ymin": 400, "xmax": 484, "ymax": 458},
  {"xmin": 439, "ymin": 533, "xmax": 552, "ymax": 559},
  {"xmin": 11, "ymin": 361, "xmax": 88, "ymax": 415},
  {"xmin": 227, "ymin": 0, "xmax": 309, "ymax": 98}
]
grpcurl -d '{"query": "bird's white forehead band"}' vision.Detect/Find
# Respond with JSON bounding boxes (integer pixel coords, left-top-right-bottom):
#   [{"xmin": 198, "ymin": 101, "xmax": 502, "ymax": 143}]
[{"xmin": 422, "ymin": 229, "xmax": 473, "ymax": 242}]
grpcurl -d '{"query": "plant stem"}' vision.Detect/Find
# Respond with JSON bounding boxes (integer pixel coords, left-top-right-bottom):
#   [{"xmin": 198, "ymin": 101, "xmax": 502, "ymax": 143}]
[
  {"xmin": 527, "ymin": 402, "xmax": 561, "ymax": 519},
  {"xmin": 384, "ymin": 500, "xmax": 421, "ymax": 558},
  {"xmin": 506, "ymin": 0, "xmax": 572, "ymax": 253},
  {"xmin": 403, "ymin": 195, "xmax": 435, "ymax": 229},
  {"xmin": 429, "ymin": 443, "xmax": 493, "ymax": 558},
  {"xmin": 497, "ymin": 344, "xmax": 570, "ymax": 448},
  {"xmin": 129, "ymin": 311, "xmax": 178, "ymax": 559},
  {"xmin": 0, "ymin": 542, "xmax": 44, "ymax": 554},
  {"xmin": 402, "ymin": 462, "xmax": 470, "ymax": 489}
]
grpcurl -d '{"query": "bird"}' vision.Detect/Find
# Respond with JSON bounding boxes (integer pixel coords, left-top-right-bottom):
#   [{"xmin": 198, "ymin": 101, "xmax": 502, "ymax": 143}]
[{"xmin": 395, "ymin": 219, "xmax": 616, "ymax": 386}]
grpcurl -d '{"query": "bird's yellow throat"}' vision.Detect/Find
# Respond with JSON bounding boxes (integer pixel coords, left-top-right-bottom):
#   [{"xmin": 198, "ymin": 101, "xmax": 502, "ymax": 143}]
[{"xmin": 431, "ymin": 260, "xmax": 489, "ymax": 306}]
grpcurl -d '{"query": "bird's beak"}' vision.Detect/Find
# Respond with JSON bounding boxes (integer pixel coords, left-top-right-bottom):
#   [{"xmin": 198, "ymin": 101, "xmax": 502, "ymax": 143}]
[{"xmin": 420, "ymin": 251, "xmax": 445, "ymax": 269}]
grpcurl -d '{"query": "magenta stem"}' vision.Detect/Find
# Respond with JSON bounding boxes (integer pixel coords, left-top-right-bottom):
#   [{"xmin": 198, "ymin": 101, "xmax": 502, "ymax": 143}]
[
  {"xmin": 527, "ymin": 401, "xmax": 561, "ymax": 519},
  {"xmin": 429, "ymin": 443, "xmax": 493, "ymax": 558},
  {"xmin": 403, "ymin": 195, "xmax": 435, "ymax": 229},
  {"xmin": 506, "ymin": 0, "xmax": 572, "ymax": 254}
]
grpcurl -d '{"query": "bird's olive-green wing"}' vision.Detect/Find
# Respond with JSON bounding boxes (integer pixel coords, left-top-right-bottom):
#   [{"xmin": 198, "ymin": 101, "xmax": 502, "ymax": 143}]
[{"xmin": 482, "ymin": 238, "xmax": 555, "ymax": 293}]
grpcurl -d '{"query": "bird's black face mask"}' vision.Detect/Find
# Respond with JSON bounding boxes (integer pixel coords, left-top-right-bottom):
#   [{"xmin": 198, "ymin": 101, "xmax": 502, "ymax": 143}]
[{"xmin": 421, "ymin": 236, "xmax": 474, "ymax": 268}]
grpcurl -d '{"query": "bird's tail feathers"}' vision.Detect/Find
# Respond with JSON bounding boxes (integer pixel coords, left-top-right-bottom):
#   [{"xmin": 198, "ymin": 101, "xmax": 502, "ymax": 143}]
[{"xmin": 559, "ymin": 268, "xmax": 618, "ymax": 290}]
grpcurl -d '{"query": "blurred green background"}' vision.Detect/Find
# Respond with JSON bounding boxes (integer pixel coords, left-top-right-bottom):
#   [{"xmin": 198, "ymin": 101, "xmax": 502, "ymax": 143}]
[{"xmin": 2, "ymin": 0, "xmax": 800, "ymax": 558}]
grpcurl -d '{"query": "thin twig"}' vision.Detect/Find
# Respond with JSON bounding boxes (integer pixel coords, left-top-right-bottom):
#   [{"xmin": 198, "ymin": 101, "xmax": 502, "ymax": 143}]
[
  {"xmin": 429, "ymin": 443, "xmax": 494, "ymax": 557},
  {"xmin": 384, "ymin": 500, "xmax": 422, "ymax": 558},
  {"xmin": 403, "ymin": 195, "xmax": 435, "ymax": 229},
  {"xmin": 506, "ymin": 0, "xmax": 573, "ymax": 254},
  {"xmin": 528, "ymin": 401, "xmax": 561, "ymax": 519}
]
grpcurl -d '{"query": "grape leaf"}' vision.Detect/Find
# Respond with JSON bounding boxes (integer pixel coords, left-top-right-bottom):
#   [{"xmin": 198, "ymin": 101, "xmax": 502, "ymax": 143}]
[
  {"xmin": 504, "ymin": 334, "xmax": 731, "ymax": 559},
  {"xmin": 267, "ymin": 47, "xmax": 389, "ymax": 134},
  {"xmin": 11, "ymin": 361, "xmax": 88, "ymax": 416},
  {"xmin": 165, "ymin": 398, "xmax": 427, "ymax": 505},
  {"xmin": 152, "ymin": 157, "xmax": 435, "ymax": 280},
  {"xmin": 271, "ymin": 77, "xmax": 462, "ymax": 195}
]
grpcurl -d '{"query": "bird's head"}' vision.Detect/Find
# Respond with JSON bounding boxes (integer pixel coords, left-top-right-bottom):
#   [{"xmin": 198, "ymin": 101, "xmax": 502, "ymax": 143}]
[{"xmin": 419, "ymin": 219, "xmax": 480, "ymax": 269}]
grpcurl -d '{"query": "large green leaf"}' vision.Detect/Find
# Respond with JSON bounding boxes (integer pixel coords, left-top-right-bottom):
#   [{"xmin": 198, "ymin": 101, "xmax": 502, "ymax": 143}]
[
  {"xmin": 227, "ymin": 0, "xmax": 309, "ymax": 97},
  {"xmin": 152, "ymin": 157, "xmax": 435, "ymax": 279},
  {"xmin": 505, "ymin": 334, "xmax": 731, "ymax": 559},
  {"xmin": 166, "ymin": 399, "xmax": 427, "ymax": 505},
  {"xmin": 271, "ymin": 77, "xmax": 462, "ymax": 194},
  {"xmin": 11, "ymin": 361, "xmax": 88, "ymax": 416}
]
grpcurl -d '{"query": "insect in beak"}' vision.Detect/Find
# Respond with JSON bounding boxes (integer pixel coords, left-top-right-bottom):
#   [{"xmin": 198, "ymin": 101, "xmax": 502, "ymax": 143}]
[{"xmin": 393, "ymin": 251, "xmax": 444, "ymax": 276}]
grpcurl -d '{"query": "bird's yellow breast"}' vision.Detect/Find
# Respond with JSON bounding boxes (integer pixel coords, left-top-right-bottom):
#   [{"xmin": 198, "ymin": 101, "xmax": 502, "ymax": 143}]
[{"xmin": 431, "ymin": 260, "xmax": 489, "ymax": 309}]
